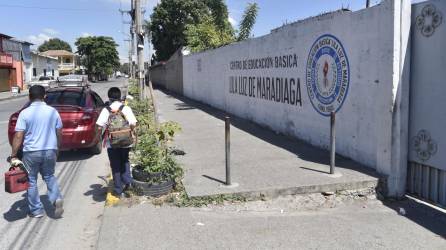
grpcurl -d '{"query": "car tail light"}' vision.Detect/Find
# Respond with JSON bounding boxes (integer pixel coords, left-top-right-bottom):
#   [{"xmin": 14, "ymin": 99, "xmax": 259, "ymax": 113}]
[
  {"xmin": 9, "ymin": 114, "xmax": 19, "ymax": 130},
  {"xmin": 79, "ymin": 113, "xmax": 94, "ymax": 126}
]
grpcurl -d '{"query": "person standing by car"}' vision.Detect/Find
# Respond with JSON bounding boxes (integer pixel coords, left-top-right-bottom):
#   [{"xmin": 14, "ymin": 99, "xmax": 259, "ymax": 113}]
[
  {"xmin": 96, "ymin": 87, "xmax": 137, "ymax": 198},
  {"xmin": 10, "ymin": 85, "xmax": 64, "ymax": 218}
]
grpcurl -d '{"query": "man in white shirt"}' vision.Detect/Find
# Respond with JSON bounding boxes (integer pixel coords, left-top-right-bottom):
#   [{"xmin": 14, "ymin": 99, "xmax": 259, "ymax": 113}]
[{"xmin": 96, "ymin": 87, "xmax": 137, "ymax": 198}]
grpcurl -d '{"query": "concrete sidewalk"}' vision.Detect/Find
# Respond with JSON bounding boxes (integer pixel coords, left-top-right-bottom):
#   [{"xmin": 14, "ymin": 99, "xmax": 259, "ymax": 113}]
[
  {"xmin": 97, "ymin": 197, "xmax": 446, "ymax": 250},
  {"xmin": 0, "ymin": 89, "xmax": 28, "ymax": 102},
  {"xmin": 155, "ymin": 89, "xmax": 381, "ymax": 199},
  {"xmin": 97, "ymin": 89, "xmax": 446, "ymax": 250}
]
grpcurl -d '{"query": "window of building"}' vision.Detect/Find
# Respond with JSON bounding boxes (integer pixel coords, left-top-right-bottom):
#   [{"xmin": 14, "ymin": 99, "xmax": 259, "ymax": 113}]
[
  {"xmin": 65, "ymin": 58, "xmax": 71, "ymax": 63},
  {"xmin": 52, "ymin": 69, "xmax": 54, "ymax": 76},
  {"xmin": 43, "ymin": 69, "xmax": 47, "ymax": 76},
  {"xmin": 33, "ymin": 68, "xmax": 37, "ymax": 77}
]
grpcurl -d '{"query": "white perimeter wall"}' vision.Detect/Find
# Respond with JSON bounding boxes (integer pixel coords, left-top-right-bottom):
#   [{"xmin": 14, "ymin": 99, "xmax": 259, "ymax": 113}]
[
  {"xmin": 183, "ymin": 0, "xmax": 411, "ymax": 197},
  {"xmin": 409, "ymin": 0, "xmax": 446, "ymax": 170}
]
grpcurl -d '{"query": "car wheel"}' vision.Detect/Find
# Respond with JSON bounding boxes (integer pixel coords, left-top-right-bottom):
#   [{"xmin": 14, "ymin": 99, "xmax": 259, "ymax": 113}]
[{"xmin": 90, "ymin": 137, "xmax": 102, "ymax": 155}]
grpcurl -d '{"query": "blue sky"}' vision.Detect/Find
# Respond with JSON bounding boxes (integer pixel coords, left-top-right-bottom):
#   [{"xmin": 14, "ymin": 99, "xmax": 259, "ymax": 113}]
[{"xmin": 0, "ymin": 0, "xmax": 426, "ymax": 62}]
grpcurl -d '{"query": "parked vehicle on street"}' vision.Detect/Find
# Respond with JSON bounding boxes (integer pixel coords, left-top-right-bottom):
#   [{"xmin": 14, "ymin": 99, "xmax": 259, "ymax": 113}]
[
  {"xmin": 8, "ymin": 86, "xmax": 105, "ymax": 154},
  {"xmin": 57, "ymin": 74, "xmax": 89, "ymax": 87},
  {"xmin": 28, "ymin": 76, "xmax": 57, "ymax": 89}
]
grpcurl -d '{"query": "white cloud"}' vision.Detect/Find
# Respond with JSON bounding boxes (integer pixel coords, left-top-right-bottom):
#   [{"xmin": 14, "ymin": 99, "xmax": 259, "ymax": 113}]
[
  {"xmin": 81, "ymin": 32, "xmax": 92, "ymax": 37},
  {"xmin": 27, "ymin": 33, "xmax": 52, "ymax": 46},
  {"xmin": 228, "ymin": 16, "xmax": 237, "ymax": 27},
  {"xmin": 43, "ymin": 28, "xmax": 59, "ymax": 35}
]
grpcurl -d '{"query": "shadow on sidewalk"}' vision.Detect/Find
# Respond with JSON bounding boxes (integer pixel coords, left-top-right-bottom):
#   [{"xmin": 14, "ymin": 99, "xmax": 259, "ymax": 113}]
[
  {"xmin": 154, "ymin": 87, "xmax": 446, "ymax": 238},
  {"xmin": 202, "ymin": 175, "xmax": 226, "ymax": 185},
  {"xmin": 156, "ymin": 87, "xmax": 379, "ymax": 178},
  {"xmin": 382, "ymin": 197, "xmax": 446, "ymax": 239},
  {"xmin": 83, "ymin": 180, "xmax": 108, "ymax": 203}
]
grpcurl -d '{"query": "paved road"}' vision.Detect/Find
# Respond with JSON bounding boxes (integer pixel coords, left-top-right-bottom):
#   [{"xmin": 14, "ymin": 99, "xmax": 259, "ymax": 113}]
[{"xmin": 0, "ymin": 79, "xmax": 126, "ymax": 250}]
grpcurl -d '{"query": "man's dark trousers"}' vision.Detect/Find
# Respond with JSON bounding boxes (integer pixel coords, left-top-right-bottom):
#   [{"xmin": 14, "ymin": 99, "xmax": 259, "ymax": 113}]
[{"xmin": 107, "ymin": 148, "xmax": 132, "ymax": 195}]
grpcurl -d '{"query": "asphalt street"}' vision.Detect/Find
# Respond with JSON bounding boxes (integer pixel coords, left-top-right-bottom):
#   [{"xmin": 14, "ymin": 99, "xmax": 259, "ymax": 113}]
[{"xmin": 0, "ymin": 79, "xmax": 126, "ymax": 250}]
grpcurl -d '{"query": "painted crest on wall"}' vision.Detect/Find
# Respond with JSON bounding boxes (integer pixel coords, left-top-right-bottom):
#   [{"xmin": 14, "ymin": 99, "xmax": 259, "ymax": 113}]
[
  {"xmin": 412, "ymin": 130, "xmax": 438, "ymax": 162},
  {"xmin": 416, "ymin": 4, "xmax": 443, "ymax": 37},
  {"xmin": 306, "ymin": 34, "xmax": 350, "ymax": 116}
]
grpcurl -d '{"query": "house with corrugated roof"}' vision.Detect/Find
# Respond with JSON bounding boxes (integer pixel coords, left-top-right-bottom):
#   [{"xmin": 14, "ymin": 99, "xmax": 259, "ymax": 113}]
[{"xmin": 0, "ymin": 33, "xmax": 32, "ymax": 92}]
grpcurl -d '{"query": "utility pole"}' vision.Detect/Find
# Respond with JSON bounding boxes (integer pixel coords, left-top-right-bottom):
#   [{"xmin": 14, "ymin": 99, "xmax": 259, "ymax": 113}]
[
  {"xmin": 124, "ymin": 39, "xmax": 132, "ymax": 76},
  {"xmin": 366, "ymin": 0, "xmax": 370, "ymax": 8},
  {"xmin": 130, "ymin": 0, "xmax": 135, "ymax": 79},
  {"xmin": 119, "ymin": 3, "xmax": 134, "ymax": 78},
  {"xmin": 135, "ymin": 0, "xmax": 145, "ymax": 99}
]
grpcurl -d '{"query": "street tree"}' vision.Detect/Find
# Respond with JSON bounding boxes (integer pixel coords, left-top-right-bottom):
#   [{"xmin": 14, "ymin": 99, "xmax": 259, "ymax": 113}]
[
  {"xmin": 185, "ymin": 2, "xmax": 259, "ymax": 52},
  {"xmin": 150, "ymin": 0, "xmax": 259, "ymax": 59},
  {"xmin": 149, "ymin": 0, "xmax": 208, "ymax": 61},
  {"xmin": 120, "ymin": 63, "xmax": 130, "ymax": 75},
  {"xmin": 185, "ymin": 16, "xmax": 234, "ymax": 53},
  {"xmin": 205, "ymin": 0, "xmax": 235, "ymax": 41},
  {"xmin": 38, "ymin": 38, "xmax": 72, "ymax": 52},
  {"xmin": 75, "ymin": 36, "xmax": 120, "ymax": 80}
]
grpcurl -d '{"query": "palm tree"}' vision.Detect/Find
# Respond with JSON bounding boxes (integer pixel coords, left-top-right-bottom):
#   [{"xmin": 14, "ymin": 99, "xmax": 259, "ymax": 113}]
[{"xmin": 237, "ymin": 3, "xmax": 259, "ymax": 41}]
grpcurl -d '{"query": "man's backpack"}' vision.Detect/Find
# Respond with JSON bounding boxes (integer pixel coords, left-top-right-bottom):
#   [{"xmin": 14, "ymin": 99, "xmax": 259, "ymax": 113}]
[{"xmin": 106, "ymin": 105, "xmax": 134, "ymax": 148}]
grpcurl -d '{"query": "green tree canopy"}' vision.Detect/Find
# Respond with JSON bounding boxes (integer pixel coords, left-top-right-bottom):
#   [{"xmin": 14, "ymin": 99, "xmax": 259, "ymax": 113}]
[
  {"xmin": 38, "ymin": 38, "xmax": 72, "ymax": 52},
  {"xmin": 185, "ymin": 16, "xmax": 234, "ymax": 53},
  {"xmin": 120, "ymin": 62, "xmax": 130, "ymax": 75},
  {"xmin": 149, "ymin": 0, "xmax": 208, "ymax": 61},
  {"xmin": 75, "ymin": 36, "xmax": 120, "ymax": 77},
  {"xmin": 150, "ymin": 0, "xmax": 258, "ymax": 59},
  {"xmin": 185, "ymin": 2, "xmax": 258, "ymax": 52}
]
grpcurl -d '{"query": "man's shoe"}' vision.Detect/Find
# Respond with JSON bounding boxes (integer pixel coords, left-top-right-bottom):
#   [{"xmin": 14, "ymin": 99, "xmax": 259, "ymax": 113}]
[
  {"xmin": 53, "ymin": 199, "xmax": 64, "ymax": 218},
  {"xmin": 28, "ymin": 212, "xmax": 44, "ymax": 218}
]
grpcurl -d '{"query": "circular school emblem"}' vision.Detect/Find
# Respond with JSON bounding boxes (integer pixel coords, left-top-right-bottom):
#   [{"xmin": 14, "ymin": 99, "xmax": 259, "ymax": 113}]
[{"xmin": 306, "ymin": 34, "xmax": 350, "ymax": 116}]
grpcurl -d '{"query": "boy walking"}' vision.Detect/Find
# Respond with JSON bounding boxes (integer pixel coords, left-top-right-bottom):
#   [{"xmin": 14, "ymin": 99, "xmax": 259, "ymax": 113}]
[
  {"xmin": 96, "ymin": 87, "xmax": 137, "ymax": 198},
  {"xmin": 11, "ymin": 85, "xmax": 64, "ymax": 218}
]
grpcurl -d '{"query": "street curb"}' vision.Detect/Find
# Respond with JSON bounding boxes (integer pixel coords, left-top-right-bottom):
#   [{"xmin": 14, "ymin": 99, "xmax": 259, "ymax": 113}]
[
  {"xmin": 186, "ymin": 179, "xmax": 382, "ymax": 201},
  {"xmin": 105, "ymin": 175, "xmax": 120, "ymax": 206}
]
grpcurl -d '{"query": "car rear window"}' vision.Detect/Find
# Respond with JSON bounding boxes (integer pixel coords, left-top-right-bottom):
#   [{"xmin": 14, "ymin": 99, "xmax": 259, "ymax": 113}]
[
  {"xmin": 39, "ymin": 76, "xmax": 51, "ymax": 81},
  {"xmin": 45, "ymin": 90, "xmax": 86, "ymax": 107}
]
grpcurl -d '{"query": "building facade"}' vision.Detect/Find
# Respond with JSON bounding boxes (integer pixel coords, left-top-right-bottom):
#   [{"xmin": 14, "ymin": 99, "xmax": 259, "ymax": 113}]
[
  {"xmin": 30, "ymin": 52, "xmax": 59, "ymax": 80},
  {"xmin": 0, "ymin": 33, "xmax": 32, "ymax": 92},
  {"xmin": 40, "ymin": 50, "xmax": 78, "ymax": 76}
]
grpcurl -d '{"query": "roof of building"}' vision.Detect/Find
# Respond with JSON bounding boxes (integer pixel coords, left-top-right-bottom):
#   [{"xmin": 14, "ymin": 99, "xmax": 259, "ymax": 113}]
[
  {"xmin": 40, "ymin": 50, "xmax": 75, "ymax": 57},
  {"xmin": 10, "ymin": 38, "xmax": 34, "ymax": 45},
  {"xmin": 0, "ymin": 33, "xmax": 13, "ymax": 39},
  {"xmin": 31, "ymin": 51, "xmax": 58, "ymax": 60}
]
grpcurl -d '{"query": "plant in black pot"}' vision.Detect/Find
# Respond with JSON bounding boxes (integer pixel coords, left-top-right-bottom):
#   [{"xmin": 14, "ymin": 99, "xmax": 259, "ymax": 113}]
[{"xmin": 130, "ymin": 114, "xmax": 183, "ymax": 197}]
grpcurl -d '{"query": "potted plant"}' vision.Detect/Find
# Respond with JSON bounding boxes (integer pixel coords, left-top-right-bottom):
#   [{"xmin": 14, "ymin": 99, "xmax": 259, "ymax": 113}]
[{"xmin": 129, "ymin": 97, "xmax": 183, "ymax": 197}]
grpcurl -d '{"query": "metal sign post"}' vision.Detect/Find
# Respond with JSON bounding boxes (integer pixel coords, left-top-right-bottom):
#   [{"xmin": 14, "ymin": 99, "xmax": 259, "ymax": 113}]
[
  {"xmin": 225, "ymin": 116, "xmax": 231, "ymax": 185},
  {"xmin": 330, "ymin": 112, "xmax": 336, "ymax": 174}
]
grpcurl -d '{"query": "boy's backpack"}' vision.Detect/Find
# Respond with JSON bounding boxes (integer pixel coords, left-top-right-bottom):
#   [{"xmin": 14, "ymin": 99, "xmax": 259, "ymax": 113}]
[{"xmin": 106, "ymin": 105, "xmax": 134, "ymax": 148}]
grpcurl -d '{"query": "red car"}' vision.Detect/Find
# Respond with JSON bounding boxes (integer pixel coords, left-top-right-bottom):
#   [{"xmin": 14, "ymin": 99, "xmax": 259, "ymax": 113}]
[{"xmin": 8, "ymin": 86, "xmax": 105, "ymax": 155}]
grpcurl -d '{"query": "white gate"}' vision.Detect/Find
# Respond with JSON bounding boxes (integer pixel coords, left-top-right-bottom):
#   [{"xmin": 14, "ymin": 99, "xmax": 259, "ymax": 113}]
[{"xmin": 408, "ymin": 0, "xmax": 446, "ymax": 207}]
